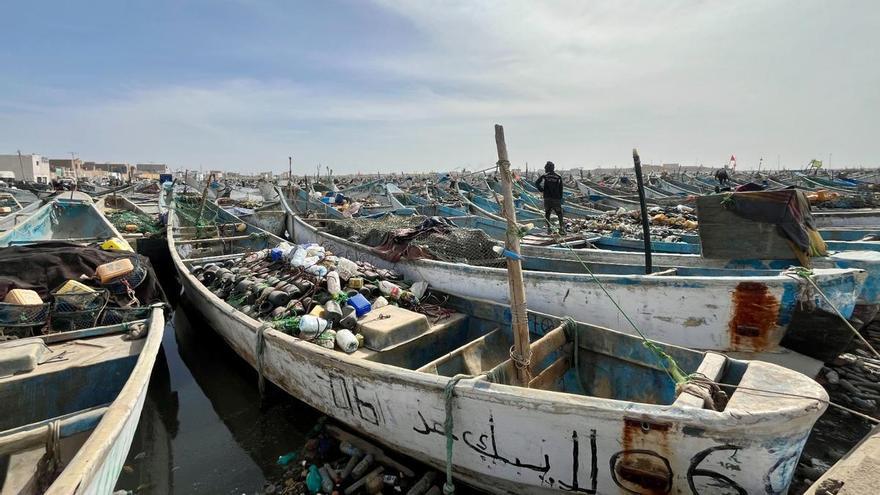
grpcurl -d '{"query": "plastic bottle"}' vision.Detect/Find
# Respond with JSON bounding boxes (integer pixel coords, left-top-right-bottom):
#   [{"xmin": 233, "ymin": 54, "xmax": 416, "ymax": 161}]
[
  {"xmin": 378, "ymin": 280, "xmax": 402, "ymax": 299},
  {"xmin": 319, "ymin": 465, "xmax": 334, "ymax": 493},
  {"xmin": 276, "ymin": 452, "xmax": 297, "ymax": 466},
  {"xmin": 306, "ymin": 264, "xmax": 328, "ymax": 277},
  {"xmin": 326, "ymin": 271, "xmax": 341, "ymax": 295},
  {"xmin": 288, "ymin": 246, "xmax": 307, "ymax": 267},
  {"xmin": 351, "ymin": 454, "xmax": 374, "ymax": 478},
  {"xmin": 335, "ymin": 329, "xmax": 359, "ymax": 353},
  {"xmin": 339, "ymin": 441, "xmax": 362, "ymax": 457},
  {"xmin": 298, "ymin": 315, "xmax": 329, "ymax": 339},
  {"xmin": 305, "ymin": 465, "xmax": 322, "ymax": 494}
]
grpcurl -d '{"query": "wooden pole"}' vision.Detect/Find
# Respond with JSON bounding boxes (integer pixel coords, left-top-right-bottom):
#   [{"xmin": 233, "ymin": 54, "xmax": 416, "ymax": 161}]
[
  {"xmin": 494, "ymin": 124, "xmax": 531, "ymax": 387},
  {"xmin": 197, "ymin": 173, "xmax": 214, "ymax": 224},
  {"xmin": 632, "ymin": 149, "xmax": 652, "ymax": 274}
]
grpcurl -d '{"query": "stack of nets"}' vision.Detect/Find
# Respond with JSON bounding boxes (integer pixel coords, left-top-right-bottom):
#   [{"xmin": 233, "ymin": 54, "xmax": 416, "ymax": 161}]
[
  {"xmin": 326, "ymin": 215, "xmax": 502, "ymax": 266},
  {"xmin": 107, "ymin": 210, "xmax": 162, "ymax": 235}
]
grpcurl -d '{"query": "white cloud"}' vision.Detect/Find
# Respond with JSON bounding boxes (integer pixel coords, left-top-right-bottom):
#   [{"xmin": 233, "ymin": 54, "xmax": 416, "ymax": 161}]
[{"xmin": 1, "ymin": 1, "xmax": 877, "ymax": 171}]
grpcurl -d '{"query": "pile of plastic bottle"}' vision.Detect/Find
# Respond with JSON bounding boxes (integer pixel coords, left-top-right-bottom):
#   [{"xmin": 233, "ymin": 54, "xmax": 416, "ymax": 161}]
[{"xmin": 190, "ymin": 242, "xmax": 428, "ymax": 354}]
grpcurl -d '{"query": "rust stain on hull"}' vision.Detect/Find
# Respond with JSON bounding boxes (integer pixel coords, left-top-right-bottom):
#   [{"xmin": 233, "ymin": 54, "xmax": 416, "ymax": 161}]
[
  {"xmin": 615, "ymin": 418, "xmax": 673, "ymax": 494},
  {"xmin": 728, "ymin": 281, "xmax": 780, "ymax": 352}
]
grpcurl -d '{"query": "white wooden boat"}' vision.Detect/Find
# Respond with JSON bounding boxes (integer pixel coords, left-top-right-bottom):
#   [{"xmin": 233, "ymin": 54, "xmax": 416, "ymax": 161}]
[
  {"xmin": 0, "ymin": 305, "xmax": 164, "ymax": 494},
  {"xmin": 283, "ymin": 206, "xmax": 864, "ymax": 354},
  {"xmin": 167, "ymin": 200, "xmax": 828, "ymax": 494}
]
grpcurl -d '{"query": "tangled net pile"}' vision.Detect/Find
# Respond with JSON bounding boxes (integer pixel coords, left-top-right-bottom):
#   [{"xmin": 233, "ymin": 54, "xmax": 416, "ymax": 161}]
[
  {"xmin": 107, "ymin": 210, "xmax": 162, "ymax": 235},
  {"xmin": 326, "ymin": 215, "xmax": 503, "ymax": 266},
  {"xmin": 326, "ymin": 215, "xmax": 421, "ymax": 246}
]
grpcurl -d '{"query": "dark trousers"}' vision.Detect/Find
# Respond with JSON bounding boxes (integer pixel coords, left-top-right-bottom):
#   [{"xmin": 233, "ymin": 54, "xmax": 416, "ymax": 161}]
[{"xmin": 544, "ymin": 198, "xmax": 563, "ymax": 230}]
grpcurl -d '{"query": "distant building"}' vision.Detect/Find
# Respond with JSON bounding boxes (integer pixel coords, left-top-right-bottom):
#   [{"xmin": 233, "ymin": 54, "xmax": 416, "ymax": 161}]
[
  {"xmin": 0, "ymin": 153, "xmax": 50, "ymax": 183},
  {"xmin": 136, "ymin": 163, "xmax": 167, "ymax": 174}
]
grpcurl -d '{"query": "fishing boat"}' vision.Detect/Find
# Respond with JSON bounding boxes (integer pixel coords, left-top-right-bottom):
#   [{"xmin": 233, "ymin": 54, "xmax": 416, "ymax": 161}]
[
  {"xmin": 0, "ymin": 228, "xmax": 167, "ymax": 493},
  {"xmin": 281, "ymin": 194, "xmax": 864, "ymax": 354},
  {"xmin": 0, "ymin": 305, "xmax": 164, "ymax": 494},
  {"xmin": 168, "ymin": 194, "xmax": 827, "ymax": 494},
  {"xmin": 0, "ymin": 192, "xmax": 133, "ymax": 250}
]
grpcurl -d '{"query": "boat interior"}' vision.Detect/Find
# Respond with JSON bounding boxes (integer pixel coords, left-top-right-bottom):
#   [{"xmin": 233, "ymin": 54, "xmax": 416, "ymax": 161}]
[
  {"xmin": 0, "ymin": 197, "xmax": 121, "ymax": 248},
  {"xmin": 0, "ymin": 319, "xmax": 151, "ymax": 494}
]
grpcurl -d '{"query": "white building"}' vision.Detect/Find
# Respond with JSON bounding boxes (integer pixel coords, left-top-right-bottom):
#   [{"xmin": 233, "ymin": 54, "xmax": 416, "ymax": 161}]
[{"xmin": 0, "ymin": 153, "xmax": 50, "ymax": 183}]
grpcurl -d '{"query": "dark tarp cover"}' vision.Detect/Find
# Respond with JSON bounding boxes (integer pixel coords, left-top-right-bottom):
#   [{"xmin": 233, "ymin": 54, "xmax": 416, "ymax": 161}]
[
  {"xmin": 0, "ymin": 241, "xmax": 166, "ymax": 305},
  {"xmin": 723, "ymin": 189, "xmax": 827, "ymax": 264}
]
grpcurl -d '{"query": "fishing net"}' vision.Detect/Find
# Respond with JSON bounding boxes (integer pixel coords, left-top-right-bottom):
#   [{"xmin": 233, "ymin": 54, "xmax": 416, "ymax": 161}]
[
  {"xmin": 325, "ymin": 215, "xmax": 422, "ymax": 246},
  {"xmin": 0, "ymin": 302, "xmax": 50, "ymax": 338},
  {"xmin": 325, "ymin": 215, "xmax": 503, "ymax": 266},
  {"xmin": 50, "ymin": 289, "xmax": 109, "ymax": 332},
  {"xmin": 99, "ymin": 306, "xmax": 152, "ymax": 326},
  {"xmin": 107, "ymin": 210, "xmax": 162, "ymax": 235},
  {"xmin": 174, "ymin": 194, "xmax": 220, "ymax": 228}
]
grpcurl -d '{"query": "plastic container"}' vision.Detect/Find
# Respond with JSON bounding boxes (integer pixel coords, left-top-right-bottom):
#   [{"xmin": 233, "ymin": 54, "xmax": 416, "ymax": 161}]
[
  {"xmin": 347, "ymin": 293, "xmax": 372, "ymax": 317},
  {"xmin": 309, "ymin": 304, "xmax": 326, "ymax": 318},
  {"xmin": 372, "ymin": 296, "xmax": 389, "ymax": 310},
  {"xmin": 326, "ymin": 271, "xmax": 341, "ymax": 295},
  {"xmin": 55, "ymin": 280, "xmax": 96, "ymax": 296},
  {"xmin": 298, "ymin": 315, "xmax": 329, "ymax": 339},
  {"xmin": 99, "ymin": 238, "xmax": 129, "ymax": 251},
  {"xmin": 347, "ymin": 277, "xmax": 364, "ymax": 289},
  {"xmin": 336, "ymin": 258, "xmax": 359, "ymax": 280},
  {"xmin": 306, "ymin": 465, "xmax": 322, "ymax": 493},
  {"xmin": 316, "ymin": 329, "xmax": 336, "ymax": 349},
  {"xmin": 3, "ymin": 289, "xmax": 42, "ymax": 305},
  {"xmin": 270, "ymin": 248, "xmax": 284, "ymax": 261},
  {"xmin": 335, "ymin": 329, "xmax": 359, "ymax": 353},
  {"xmin": 96, "ymin": 258, "xmax": 134, "ymax": 283},
  {"xmin": 324, "ymin": 300, "xmax": 343, "ymax": 324}
]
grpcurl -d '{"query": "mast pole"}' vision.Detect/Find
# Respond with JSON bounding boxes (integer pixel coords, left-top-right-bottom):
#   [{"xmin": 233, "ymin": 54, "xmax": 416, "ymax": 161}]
[{"xmin": 494, "ymin": 124, "xmax": 531, "ymax": 387}]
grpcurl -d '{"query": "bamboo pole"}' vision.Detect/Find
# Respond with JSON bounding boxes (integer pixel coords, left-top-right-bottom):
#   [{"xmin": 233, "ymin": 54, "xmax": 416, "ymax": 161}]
[{"xmin": 494, "ymin": 124, "xmax": 531, "ymax": 387}]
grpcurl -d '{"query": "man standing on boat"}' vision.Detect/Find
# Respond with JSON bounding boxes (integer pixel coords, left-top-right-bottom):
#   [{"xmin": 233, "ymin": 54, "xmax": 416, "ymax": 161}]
[
  {"xmin": 715, "ymin": 166, "xmax": 729, "ymax": 186},
  {"xmin": 535, "ymin": 161, "xmax": 564, "ymax": 234}
]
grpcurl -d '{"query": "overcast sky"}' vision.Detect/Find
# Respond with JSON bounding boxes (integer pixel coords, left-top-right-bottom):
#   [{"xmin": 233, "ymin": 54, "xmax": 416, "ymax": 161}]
[{"xmin": 1, "ymin": 1, "xmax": 876, "ymax": 173}]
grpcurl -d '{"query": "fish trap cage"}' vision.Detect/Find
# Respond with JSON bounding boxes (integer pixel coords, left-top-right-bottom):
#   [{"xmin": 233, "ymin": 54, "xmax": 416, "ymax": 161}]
[
  {"xmin": 99, "ymin": 306, "xmax": 152, "ymax": 326},
  {"xmin": 50, "ymin": 289, "xmax": 109, "ymax": 332},
  {"xmin": 0, "ymin": 302, "xmax": 50, "ymax": 338},
  {"xmin": 100, "ymin": 256, "xmax": 148, "ymax": 296}
]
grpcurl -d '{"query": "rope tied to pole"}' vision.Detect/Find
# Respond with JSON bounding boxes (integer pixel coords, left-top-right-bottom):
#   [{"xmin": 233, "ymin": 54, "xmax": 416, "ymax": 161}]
[{"xmin": 508, "ymin": 345, "xmax": 532, "ymax": 382}]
